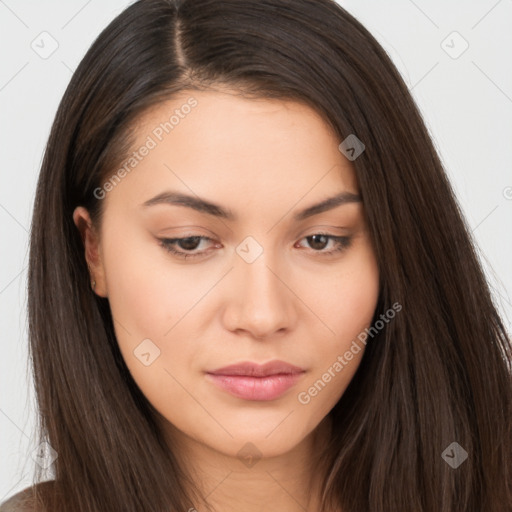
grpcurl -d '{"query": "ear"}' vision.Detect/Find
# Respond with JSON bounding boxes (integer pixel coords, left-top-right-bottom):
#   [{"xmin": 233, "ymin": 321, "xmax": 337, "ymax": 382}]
[{"xmin": 72, "ymin": 206, "xmax": 108, "ymax": 297}]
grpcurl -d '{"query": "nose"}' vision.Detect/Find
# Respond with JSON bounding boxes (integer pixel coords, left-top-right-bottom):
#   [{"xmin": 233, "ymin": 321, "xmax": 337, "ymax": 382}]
[{"xmin": 221, "ymin": 250, "xmax": 296, "ymax": 340}]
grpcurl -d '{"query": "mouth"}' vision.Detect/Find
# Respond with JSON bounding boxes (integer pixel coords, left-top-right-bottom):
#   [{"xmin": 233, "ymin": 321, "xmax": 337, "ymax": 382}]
[{"xmin": 205, "ymin": 360, "xmax": 306, "ymax": 401}]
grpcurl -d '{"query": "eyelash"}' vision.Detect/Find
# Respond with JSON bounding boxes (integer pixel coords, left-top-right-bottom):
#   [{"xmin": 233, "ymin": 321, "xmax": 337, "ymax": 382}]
[{"xmin": 158, "ymin": 233, "xmax": 352, "ymax": 260}]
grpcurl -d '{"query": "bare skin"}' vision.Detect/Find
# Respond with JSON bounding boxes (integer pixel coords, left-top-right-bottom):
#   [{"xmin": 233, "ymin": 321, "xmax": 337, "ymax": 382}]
[{"xmin": 73, "ymin": 89, "xmax": 379, "ymax": 512}]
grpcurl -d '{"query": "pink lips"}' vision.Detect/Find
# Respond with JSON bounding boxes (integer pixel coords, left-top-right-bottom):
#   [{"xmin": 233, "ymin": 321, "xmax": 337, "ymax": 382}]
[{"xmin": 205, "ymin": 360, "xmax": 305, "ymax": 401}]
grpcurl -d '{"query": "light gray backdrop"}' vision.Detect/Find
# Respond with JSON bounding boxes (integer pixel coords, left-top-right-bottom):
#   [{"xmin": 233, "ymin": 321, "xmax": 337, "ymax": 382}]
[{"xmin": 1, "ymin": 0, "xmax": 511, "ymax": 499}]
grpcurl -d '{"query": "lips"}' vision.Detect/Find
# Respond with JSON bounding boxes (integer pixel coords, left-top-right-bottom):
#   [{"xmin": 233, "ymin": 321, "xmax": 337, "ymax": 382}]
[
  {"xmin": 205, "ymin": 360, "xmax": 306, "ymax": 401},
  {"xmin": 207, "ymin": 360, "xmax": 305, "ymax": 377}
]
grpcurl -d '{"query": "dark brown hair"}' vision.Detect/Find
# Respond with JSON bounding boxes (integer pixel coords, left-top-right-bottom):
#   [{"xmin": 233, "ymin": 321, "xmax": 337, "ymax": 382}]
[{"xmin": 14, "ymin": 0, "xmax": 512, "ymax": 510}]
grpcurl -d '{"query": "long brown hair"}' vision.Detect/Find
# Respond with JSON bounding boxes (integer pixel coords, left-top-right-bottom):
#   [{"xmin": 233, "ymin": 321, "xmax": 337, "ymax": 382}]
[{"xmin": 21, "ymin": 0, "xmax": 512, "ymax": 510}]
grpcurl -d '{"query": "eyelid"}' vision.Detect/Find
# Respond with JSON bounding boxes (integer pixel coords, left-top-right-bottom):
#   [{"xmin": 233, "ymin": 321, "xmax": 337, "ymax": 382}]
[
  {"xmin": 158, "ymin": 235, "xmax": 218, "ymax": 260},
  {"xmin": 157, "ymin": 230, "xmax": 352, "ymax": 260},
  {"xmin": 296, "ymin": 224, "xmax": 351, "ymax": 237}
]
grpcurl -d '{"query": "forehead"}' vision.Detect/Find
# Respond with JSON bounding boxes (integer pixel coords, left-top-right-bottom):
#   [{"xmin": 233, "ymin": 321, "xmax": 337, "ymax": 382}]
[{"xmin": 104, "ymin": 89, "xmax": 359, "ymax": 212}]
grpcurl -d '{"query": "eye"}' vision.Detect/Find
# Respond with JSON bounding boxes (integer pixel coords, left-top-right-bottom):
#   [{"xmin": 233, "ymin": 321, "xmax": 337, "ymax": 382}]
[
  {"xmin": 295, "ymin": 233, "xmax": 352, "ymax": 256},
  {"xmin": 158, "ymin": 236, "xmax": 217, "ymax": 260},
  {"xmin": 158, "ymin": 232, "xmax": 352, "ymax": 260}
]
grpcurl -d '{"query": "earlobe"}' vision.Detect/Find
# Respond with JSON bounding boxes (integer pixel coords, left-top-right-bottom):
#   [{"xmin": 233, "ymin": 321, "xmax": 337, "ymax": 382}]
[{"xmin": 72, "ymin": 206, "xmax": 108, "ymax": 297}]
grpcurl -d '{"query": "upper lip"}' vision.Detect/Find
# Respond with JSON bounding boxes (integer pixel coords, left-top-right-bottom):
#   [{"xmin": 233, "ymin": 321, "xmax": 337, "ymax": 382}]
[{"xmin": 207, "ymin": 360, "xmax": 305, "ymax": 377}]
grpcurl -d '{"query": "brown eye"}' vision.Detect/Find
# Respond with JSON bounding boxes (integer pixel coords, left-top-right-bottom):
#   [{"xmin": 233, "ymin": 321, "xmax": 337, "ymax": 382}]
[
  {"xmin": 307, "ymin": 234, "xmax": 329, "ymax": 250},
  {"xmin": 175, "ymin": 236, "xmax": 202, "ymax": 251},
  {"xmin": 295, "ymin": 233, "xmax": 352, "ymax": 255},
  {"xmin": 158, "ymin": 236, "xmax": 217, "ymax": 259}
]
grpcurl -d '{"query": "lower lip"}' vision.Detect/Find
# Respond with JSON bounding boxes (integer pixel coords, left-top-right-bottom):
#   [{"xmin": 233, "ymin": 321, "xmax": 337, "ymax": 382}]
[{"xmin": 205, "ymin": 372, "xmax": 304, "ymax": 401}]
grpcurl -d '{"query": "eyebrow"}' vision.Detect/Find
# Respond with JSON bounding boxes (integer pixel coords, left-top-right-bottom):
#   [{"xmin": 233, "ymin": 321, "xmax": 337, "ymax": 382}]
[{"xmin": 141, "ymin": 190, "xmax": 362, "ymax": 221}]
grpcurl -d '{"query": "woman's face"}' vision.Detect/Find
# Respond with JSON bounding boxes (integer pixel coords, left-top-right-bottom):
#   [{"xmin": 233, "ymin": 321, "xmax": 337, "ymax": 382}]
[{"xmin": 74, "ymin": 89, "xmax": 379, "ymax": 460}]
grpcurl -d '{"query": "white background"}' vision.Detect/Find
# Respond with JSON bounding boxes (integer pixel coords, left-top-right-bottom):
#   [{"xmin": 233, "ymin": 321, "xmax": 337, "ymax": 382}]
[{"xmin": 1, "ymin": 0, "xmax": 511, "ymax": 500}]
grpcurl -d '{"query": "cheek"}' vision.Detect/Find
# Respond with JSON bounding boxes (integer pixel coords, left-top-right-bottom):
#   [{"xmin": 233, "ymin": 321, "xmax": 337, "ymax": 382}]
[
  {"xmin": 101, "ymin": 224, "xmax": 210, "ymax": 339},
  {"xmin": 99, "ymin": 222, "xmax": 230, "ymax": 406},
  {"xmin": 303, "ymin": 238, "xmax": 380, "ymax": 344},
  {"xmin": 99, "ymin": 225, "xmax": 197, "ymax": 385},
  {"xmin": 100, "ymin": 242, "xmax": 200, "ymax": 429},
  {"xmin": 296, "ymin": 241, "xmax": 379, "ymax": 408}
]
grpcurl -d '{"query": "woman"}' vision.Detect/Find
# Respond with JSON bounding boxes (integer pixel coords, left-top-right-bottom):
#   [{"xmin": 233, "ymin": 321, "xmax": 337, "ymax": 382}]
[{"xmin": 1, "ymin": 0, "xmax": 511, "ymax": 510}]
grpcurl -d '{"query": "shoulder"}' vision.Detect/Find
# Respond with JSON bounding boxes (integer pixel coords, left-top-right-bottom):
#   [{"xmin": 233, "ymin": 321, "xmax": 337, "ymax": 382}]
[{"xmin": 0, "ymin": 481, "xmax": 55, "ymax": 512}]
